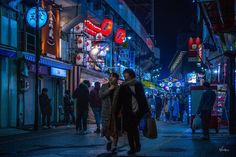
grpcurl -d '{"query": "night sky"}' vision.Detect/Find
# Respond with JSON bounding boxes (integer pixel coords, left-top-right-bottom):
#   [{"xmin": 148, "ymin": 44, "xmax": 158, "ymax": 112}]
[{"xmin": 156, "ymin": 0, "xmax": 194, "ymax": 78}]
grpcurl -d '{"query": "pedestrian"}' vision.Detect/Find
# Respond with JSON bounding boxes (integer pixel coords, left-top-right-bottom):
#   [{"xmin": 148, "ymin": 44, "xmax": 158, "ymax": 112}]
[
  {"xmin": 155, "ymin": 94, "xmax": 163, "ymax": 120},
  {"xmin": 168, "ymin": 95, "xmax": 174, "ymax": 121},
  {"xmin": 116, "ymin": 69, "xmax": 150, "ymax": 155},
  {"xmin": 178, "ymin": 95, "xmax": 185, "ymax": 122},
  {"xmin": 163, "ymin": 97, "xmax": 170, "ymax": 122},
  {"xmin": 90, "ymin": 82, "xmax": 102, "ymax": 133},
  {"xmin": 39, "ymin": 88, "xmax": 52, "ymax": 128},
  {"xmin": 172, "ymin": 96, "xmax": 179, "ymax": 121},
  {"xmin": 64, "ymin": 90, "xmax": 75, "ymax": 127},
  {"xmin": 100, "ymin": 73, "xmax": 120, "ymax": 153},
  {"xmin": 73, "ymin": 80, "xmax": 91, "ymax": 135},
  {"xmin": 197, "ymin": 82, "xmax": 216, "ymax": 140}
]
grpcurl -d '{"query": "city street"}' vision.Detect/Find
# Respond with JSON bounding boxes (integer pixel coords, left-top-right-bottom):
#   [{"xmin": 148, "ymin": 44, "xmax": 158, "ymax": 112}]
[{"xmin": 0, "ymin": 122, "xmax": 235, "ymax": 157}]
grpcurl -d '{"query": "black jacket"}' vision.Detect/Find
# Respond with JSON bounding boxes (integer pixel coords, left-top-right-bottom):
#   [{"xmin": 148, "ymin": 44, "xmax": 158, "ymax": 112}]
[
  {"xmin": 39, "ymin": 94, "xmax": 51, "ymax": 114},
  {"xmin": 197, "ymin": 89, "xmax": 216, "ymax": 114},
  {"xmin": 117, "ymin": 80, "xmax": 149, "ymax": 129},
  {"xmin": 73, "ymin": 83, "xmax": 90, "ymax": 111}
]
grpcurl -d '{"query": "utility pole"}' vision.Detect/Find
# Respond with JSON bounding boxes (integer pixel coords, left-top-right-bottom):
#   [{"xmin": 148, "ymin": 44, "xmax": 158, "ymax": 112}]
[{"xmin": 34, "ymin": 0, "xmax": 40, "ymax": 130}]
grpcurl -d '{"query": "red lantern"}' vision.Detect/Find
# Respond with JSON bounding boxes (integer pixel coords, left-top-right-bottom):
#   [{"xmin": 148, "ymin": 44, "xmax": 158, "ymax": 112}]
[
  {"xmin": 188, "ymin": 37, "xmax": 193, "ymax": 50},
  {"xmin": 195, "ymin": 37, "xmax": 201, "ymax": 45},
  {"xmin": 101, "ymin": 19, "xmax": 113, "ymax": 36},
  {"xmin": 114, "ymin": 28, "xmax": 126, "ymax": 44},
  {"xmin": 84, "ymin": 20, "xmax": 101, "ymax": 33},
  {"xmin": 84, "ymin": 27, "xmax": 97, "ymax": 36}
]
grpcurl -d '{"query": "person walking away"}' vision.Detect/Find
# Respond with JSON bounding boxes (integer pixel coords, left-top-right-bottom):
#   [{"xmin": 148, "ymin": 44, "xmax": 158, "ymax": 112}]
[
  {"xmin": 100, "ymin": 73, "xmax": 120, "ymax": 153},
  {"xmin": 73, "ymin": 80, "xmax": 91, "ymax": 135},
  {"xmin": 197, "ymin": 82, "xmax": 216, "ymax": 140},
  {"xmin": 39, "ymin": 88, "xmax": 52, "ymax": 128},
  {"xmin": 168, "ymin": 95, "xmax": 174, "ymax": 122},
  {"xmin": 172, "ymin": 96, "xmax": 179, "ymax": 121},
  {"xmin": 178, "ymin": 95, "xmax": 185, "ymax": 122},
  {"xmin": 155, "ymin": 94, "xmax": 163, "ymax": 120},
  {"xmin": 90, "ymin": 82, "xmax": 102, "ymax": 133},
  {"xmin": 164, "ymin": 97, "xmax": 170, "ymax": 122},
  {"xmin": 64, "ymin": 90, "xmax": 75, "ymax": 127},
  {"xmin": 117, "ymin": 69, "xmax": 150, "ymax": 155}
]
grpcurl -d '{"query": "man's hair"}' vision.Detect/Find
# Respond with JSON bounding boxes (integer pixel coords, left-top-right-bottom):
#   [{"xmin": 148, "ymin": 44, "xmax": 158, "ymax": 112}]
[
  {"xmin": 95, "ymin": 82, "xmax": 100, "ymax": 87},
  {"xmin": 203, "ymin": 82, "xmax": 210, "ymax": 88},
  {"xmin": 83, "ymin": 80, "xmax": 91, "ymax": 87},
  {"xmin": 42, "ymin": 88, "xmax": 48, "ymax": 92},
  {"xmin": 110, "ymin": 72, "xmax": 119, "ymax": 80},
  {"xmin": 123, "ymin": 68, "xmax": 136, "ymax": 78}
]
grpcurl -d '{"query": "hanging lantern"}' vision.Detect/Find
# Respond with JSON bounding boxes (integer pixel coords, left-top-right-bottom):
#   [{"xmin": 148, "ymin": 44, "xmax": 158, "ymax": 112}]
[
  {"xmin": 75, "ymin": 23, "xmax": 84, "ymax": 33},
  {"xmin": 76, "ymin": 36, "xmax": 83, "ymax": 49},
  {"xmin": 175, "ymin": 81, "xmax": 181, "ymax": 88},
  {"xmin": 84, "ymin": 39, "xmax": 92, "ymax": 51},
  {"xmin": 96, "ymin": 33, "xmax": 103, "ymax": 40},
  {"xmin": 101, "ymin": 19, "xmax": 113, "ymax": 36},
  {"xmin": 84, "ymin": 27, "xmax": 97, "ymax": 36},
  {"xmin": 115, "ymin": 28, "xmax": 126, "ymax": 44},
  {"xmin": 76, "ymin": 53, "xmax": 84, "ymax": 65},
  {"xmin": 84, "ymin": 20, "xmax": 101, "ymax": 33}
]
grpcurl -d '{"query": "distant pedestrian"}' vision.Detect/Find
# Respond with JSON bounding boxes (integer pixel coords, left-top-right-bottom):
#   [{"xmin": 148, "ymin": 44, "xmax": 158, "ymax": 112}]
[
  {"xmin": 100, "ymin": 73, "xmax": 120, "ymax": 153},
  {"xmin": 155, "ymin": 94, "xmax": 163, "ymax": 120},
  {"xmin": 197, "ymin": 82, "xmax": 216, "ymax": 140},
  {"xmin": 73, "ymin": 80, "xmax": 91, "ymax": 135},
  {"xmin": 178, "ymin": 95, "xmax": 185, "ymax": 122},
  {"xmin": 64, "ymin": 90, "xmax": 75, "ymax": 127},
  {"xmin": 39, "ymin": 88, "xmax": 52, "ymax": 128},
  {"xmin": 117, "ymin": 69, "xmax": 150, "ymax": 155},
  {"xmin": 90, "ymin": 82, "xmax": 102, "ymax": 133},
  {"xmin": 163, "ymin": 97, "xmax": 170, "ymax": 122},
  {"xmin": 172, "ymin": 96, "xmax": 179, "ymax": 121}
]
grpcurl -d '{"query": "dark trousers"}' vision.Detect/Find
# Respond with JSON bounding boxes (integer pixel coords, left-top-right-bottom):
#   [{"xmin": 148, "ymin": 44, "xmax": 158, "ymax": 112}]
[
  {"xmin": 65, "ymin": 109, "xmax": 75, "ymax": 124},
  {"xmin": 165, "ymin": 112, "xmax": 170, "ymax": 120},
  {"xmin": 42, "ymin": 112, "xmax": 51, "ymax": 126},
  {"xmin": 179, "ymin": 111, "xmax": 184, "ymax": 122},
  {"xmin": 76, "ymin": 110, "xmax": 88, "ymax": 131},
  {"xmin": 127, "ymin": 125, "xmax": 140, "ymax": 150},
  {"xmin": 201, "ymin": 110, "xmax": 211, "ymax": 137},
  {"xmin": 92, "ymin": 107, "xmax": 101, "ymax": 129}
]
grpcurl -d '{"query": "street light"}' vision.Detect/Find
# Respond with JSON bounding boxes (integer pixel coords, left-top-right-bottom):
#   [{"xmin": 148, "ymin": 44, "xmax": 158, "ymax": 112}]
[{"xmin": 220, "ymin": 33, "xmax": 236, "ymax": 134}]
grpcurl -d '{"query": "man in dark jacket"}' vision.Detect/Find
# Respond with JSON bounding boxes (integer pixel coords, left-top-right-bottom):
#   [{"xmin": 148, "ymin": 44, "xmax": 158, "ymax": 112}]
[
  {"xmin": 197, "ymin": 82, "xmax": 216, "ymax": 140},
  {"xmin": 117, "ymin": 69, "xmax": 150, "ymax": 155},
  {"xmin": 73, "ymin": 80, "xmax": 90, "ymax": 134},
  {"xmin": 155, "ymin": 94, "xmax": 163, "ymax": 120},
  {"xmin": 39, "ymin": 88, "xmax": 51, "ymax": 128},
  {"xmin": 90, "ymin": 82, "xmax": 102, "ymax": 133},
  {"xmin": 64, "ymin": 90, "xmax": 75, "ymax": 127}
]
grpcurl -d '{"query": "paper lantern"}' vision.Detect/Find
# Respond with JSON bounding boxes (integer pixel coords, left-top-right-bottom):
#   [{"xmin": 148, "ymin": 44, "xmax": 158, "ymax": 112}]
[
  {"xmin": 115, "ymin": 28, "xmax": 126, "ymax": 44},
  {"xmin": 84, "ymin": 27, "xmax": 97, "ymax": 36},
  {"xmin": 96, "ymin": 33, "xmax": 103, "ymax": 40},
  {"xmin": 101, "ymin": 19, "xmax": 113, "ymax": 36},
  {"xmin": 76, "ymin": 36, "xmax": 83, "ymax": 49},
  {"xmin": 75, "ymin": 23, "xmax": 84, "ymax": 33},
  {"xmin": 84, "ymin": 39, "xmax": 92, "ymax": 51},
  {"xmin": 84, "ymin": 20, "xmax": 101, "ymax": 33},
  {"xmin": 76, "ymin": 53, "xmax": 84, "ymax": 65}
]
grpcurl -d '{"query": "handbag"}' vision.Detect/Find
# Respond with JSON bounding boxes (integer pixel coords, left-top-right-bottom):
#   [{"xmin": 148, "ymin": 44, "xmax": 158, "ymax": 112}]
[
  {"xmin": 143, "ymin": 116, "xmax": 158, "ymax": 139},
  {"xmin": 192, "ymin": 115, "xmax": 202, "ymax": 129}
]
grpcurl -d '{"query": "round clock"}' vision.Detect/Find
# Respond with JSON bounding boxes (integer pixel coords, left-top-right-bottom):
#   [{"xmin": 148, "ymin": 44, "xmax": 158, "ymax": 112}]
[{"xmin": 26, "ymin": 7, "xmax": 48, "ymax": 28}]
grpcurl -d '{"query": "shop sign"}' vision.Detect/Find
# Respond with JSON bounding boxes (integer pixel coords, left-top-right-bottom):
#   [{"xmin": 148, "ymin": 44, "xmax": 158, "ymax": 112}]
[
  {"xmin": 26, "ymin": 7, "xmax": 48, "ymax": 28},
  {"xmin": 51, "ymin": 67, "xmax": 66, "ymax": 78},
  {"xmin": 187, "ymin": 72, "xmax": 197, "ymax": 83},
  {"xmin": 28, "ymin": 63, "xmax": 49, "ymax": 75},
  {"xmin": 115, "ymin": 28, "xmax": 126, "ymax": 44},
  {"xmin": 142, "ymin": 81, "xmax": 156, "ymax": 89}
]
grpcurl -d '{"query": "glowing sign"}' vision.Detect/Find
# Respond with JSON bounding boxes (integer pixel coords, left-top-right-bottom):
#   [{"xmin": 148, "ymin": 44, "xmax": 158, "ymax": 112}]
[
  {"xmin": 115, "ymin": 28, "xmax": 126, "ymax": 44},
  {"xmin": 175, "ymin": 81, "xmax": 181, "ymax": 87},
  {"xmin": 187, "ymin": 72, "xmax": 197, "ymax": 83},
  {"xmin": 26, "ymin": 7, "xmax": 48, "ymax": 28},
  {"xmin": 51, "ymin": 67, "xmax": 66, "ymax": 78},
  {"xmin": 167, "ymin": 82, "xmax": 173, "ymax": 87}
]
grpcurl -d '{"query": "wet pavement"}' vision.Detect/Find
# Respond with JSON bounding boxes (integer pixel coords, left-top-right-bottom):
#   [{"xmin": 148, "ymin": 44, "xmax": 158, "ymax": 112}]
[{"xmin": 0, "ymin": 122, "xmax": 235, "ymax": 157}]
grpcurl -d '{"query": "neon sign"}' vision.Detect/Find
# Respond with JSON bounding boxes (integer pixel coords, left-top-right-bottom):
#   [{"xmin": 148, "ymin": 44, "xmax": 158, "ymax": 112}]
[
  {"xmin": 26, "ymin": 7, "xmax": 48, "ymax": 28},
  {"xmin": 115, "ymin": 28, "xmax": 126, "ymax": 44}
]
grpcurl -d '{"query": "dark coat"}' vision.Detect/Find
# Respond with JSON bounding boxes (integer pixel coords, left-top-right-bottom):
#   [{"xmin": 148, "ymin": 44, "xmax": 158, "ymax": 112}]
[
  {"xmin": 39, "ymin": 94, "xmax": 51, "ymax": 114},
  {"xmin": 197, "ymin": 89, "xmax": 216, "ymax": 114},
  {"xmin": 89, "ymin": 88, "xmax": 102, "ymax": 109},
  {"xmin": 64, "ymin": 94, "xmax": 74, "ymax": 111},
  {"xmin": 73, "ymin": 83, "xmax": 90, "ymax": 112},
  {"xmin": 117, "ymin": 80, "xmax": 150, "ymax": 131}
]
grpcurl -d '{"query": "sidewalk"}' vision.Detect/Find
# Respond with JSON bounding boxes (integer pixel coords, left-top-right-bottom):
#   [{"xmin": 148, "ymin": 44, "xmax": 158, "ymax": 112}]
[{"xmin": 0, "ymin": 122, "xmax": 235, "ymax": 157}]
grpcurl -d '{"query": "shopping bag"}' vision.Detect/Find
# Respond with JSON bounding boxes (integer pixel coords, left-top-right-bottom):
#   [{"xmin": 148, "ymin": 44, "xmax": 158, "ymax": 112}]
[
  {"xmin": 143, "ymin": 116, "xmax": 158, "ymax": 139},
  {"xmin": 192, "ymin": 115, "xmax": 202, "ymax": 129}
]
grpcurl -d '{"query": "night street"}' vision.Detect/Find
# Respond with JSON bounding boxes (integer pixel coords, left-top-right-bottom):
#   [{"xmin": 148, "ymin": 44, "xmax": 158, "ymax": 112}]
[{"xmin": 0, "ymin": 122, "xmax": 235, "ymax": 157}]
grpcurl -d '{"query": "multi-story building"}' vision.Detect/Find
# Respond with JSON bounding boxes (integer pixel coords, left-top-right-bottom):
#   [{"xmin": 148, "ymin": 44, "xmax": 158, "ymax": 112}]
[{"xmin": 0, "ymin": 0, "xmax": 159, "ymax": 128}]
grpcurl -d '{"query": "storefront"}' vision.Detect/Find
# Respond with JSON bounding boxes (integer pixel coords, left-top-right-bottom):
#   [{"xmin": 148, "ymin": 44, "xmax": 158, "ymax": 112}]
[
  {"xmin": 0, "ymin": 48, "xmax": 17, "ymax": 128},
  {"xmin": 19, "ymin": 52, "xmax": 72, "ymax": 126}
]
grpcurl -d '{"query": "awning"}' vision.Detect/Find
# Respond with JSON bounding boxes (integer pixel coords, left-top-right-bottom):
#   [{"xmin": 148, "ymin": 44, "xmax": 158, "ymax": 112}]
[
  {"xmin": 0, "ymin": 48, "xmax": 17, "ymax": 58},
  {"xmin": 22, "ymin": 52, "xmax": 72, "ymax": 70}
]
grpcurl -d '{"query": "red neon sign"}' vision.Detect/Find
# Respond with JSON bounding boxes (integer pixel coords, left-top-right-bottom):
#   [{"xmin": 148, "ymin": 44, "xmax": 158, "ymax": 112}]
[
  {"xmin": 101, "ymin": 19, "xmax": 113, "ymax": 36},
  {"xmin": 115, "ymin": 28, "xmax": 126, "ymax": 44}
]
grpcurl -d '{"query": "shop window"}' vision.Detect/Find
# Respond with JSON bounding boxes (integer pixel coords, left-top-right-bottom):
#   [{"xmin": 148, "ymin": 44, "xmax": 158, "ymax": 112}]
[{"xmin": 0, "ymin": 6, "xmax": 17, "ymax": 48}]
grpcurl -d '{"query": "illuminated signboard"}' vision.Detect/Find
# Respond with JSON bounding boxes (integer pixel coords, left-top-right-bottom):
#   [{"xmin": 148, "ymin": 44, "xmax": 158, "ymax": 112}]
[
  {"xmin": 51, "ymin": 67, "xmax": 66, "ymax": 78},
  {"xmin": 115, "ymin": 28, "xmax": 126, "ymax": 44},
  {"xmin": 26, "ymin": 7, "xmax": 48, "ymax": 28},
  {"xmin": 187, "ymin": 72, "xmax": 197, "ymax": 83}
]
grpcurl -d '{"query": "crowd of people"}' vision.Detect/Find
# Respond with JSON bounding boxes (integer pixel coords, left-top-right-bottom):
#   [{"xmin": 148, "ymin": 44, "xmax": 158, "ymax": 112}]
[{"xmin": 38, "ymin": 68, "xmax": 215, "ymax": 154}]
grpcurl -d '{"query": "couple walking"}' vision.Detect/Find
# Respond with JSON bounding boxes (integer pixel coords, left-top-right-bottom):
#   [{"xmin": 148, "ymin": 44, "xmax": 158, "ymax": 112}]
[{"xmin": 100, "ymin": 69, "xmax": 150, "ymax": 155}]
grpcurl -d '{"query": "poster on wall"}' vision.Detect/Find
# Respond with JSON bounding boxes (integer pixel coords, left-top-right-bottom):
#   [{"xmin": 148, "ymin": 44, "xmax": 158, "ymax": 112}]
[{"xmin": 41, "ymin": 0, "xmax": 60, "ymax": 59}]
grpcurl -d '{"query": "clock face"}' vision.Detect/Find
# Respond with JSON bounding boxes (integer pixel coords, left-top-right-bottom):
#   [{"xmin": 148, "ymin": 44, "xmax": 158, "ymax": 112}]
[{"xmin": 26, "ymin": 7, "xmax": 48, "ymax": 28}]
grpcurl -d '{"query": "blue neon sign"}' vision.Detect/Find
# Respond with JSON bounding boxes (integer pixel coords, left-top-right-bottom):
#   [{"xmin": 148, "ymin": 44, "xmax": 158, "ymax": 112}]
[
  {"xmin": 26, "ymin": 7, "xmax": 48, "ymax": 28},
  {"xmin": 51, "ymin": 67, "xmax": 67, "ymax": 78}
]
